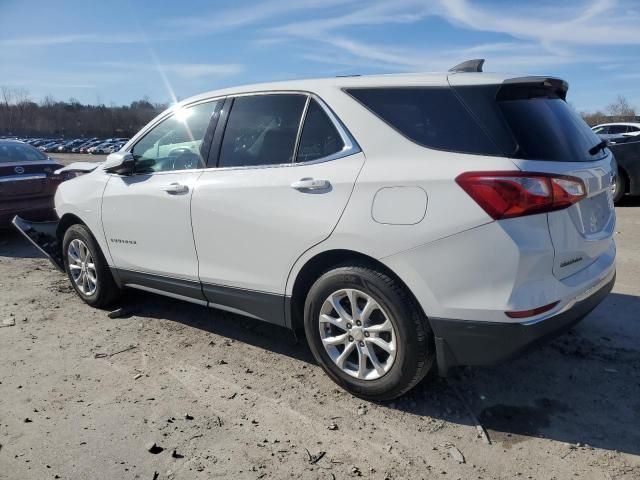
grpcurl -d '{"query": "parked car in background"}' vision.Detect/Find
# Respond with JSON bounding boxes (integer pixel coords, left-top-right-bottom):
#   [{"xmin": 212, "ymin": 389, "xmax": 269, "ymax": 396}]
[
  {"xmin": 592, "ymin": 122, "xmax": 640, "ymax": 141},
  {"xmin": 0, "ymin": 140, "xmax": 71, "ymax": 226},
  {"xmin": 89, "ymin": 142, "xmax": 117, "ymax": 154},
  {"xmin": 14, "ymin": 62, "xmax": 617, "ymax": 400},
  {"xmin": 609, "ymin": 138, "xmax": 640, "ymax": 203}
]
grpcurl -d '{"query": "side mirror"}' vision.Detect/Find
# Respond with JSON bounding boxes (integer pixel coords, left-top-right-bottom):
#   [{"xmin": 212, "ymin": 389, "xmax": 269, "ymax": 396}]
[{"xmin": 103, "ymin": 151, "xmax": 135, "ymax": 175}]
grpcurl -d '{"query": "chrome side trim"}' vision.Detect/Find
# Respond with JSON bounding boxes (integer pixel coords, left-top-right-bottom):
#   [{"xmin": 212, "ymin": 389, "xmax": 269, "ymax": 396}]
[{"xmin": 0, "ymin": 174, "xmax": 47, "ymax": 182}]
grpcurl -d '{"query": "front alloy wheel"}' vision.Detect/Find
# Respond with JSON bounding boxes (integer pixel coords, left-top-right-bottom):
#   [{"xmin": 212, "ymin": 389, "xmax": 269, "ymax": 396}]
[
  {"xmin": 62, "ymin": 224, "xmax": 121, "ymax": 308},
  {"xmin": 67, "ymin": 238, "xmax": 98, "ymax": 295}
]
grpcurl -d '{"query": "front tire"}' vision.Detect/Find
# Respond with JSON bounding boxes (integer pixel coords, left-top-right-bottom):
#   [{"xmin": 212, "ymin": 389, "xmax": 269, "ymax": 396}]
[
  {"xmin": 62, "ymin": 224, "xmax": 120, "ymax": 308},
  {"xmin": 304, "ymin": 265, "xmax": 434, "ymax": 400}
]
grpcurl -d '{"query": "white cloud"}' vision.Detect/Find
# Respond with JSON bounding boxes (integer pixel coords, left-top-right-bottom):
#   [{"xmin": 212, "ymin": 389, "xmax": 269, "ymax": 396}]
[
  {"xmin": 94, "ymin": 62, "xmax": 244, "ymax": 79},
  {"xmin": 0, "ymin": 33, "xmax": 151, "ymax": 47},
  {"xmin": 161, "ymin": 0, "xmax": 357, "ymax": 33}
]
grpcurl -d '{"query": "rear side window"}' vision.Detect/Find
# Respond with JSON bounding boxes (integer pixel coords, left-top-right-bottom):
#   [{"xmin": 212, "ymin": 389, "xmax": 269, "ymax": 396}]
[
  {"xmin": 296, "ymin": 99, "xmax": 344, "ymax": 163},
  {"xmin": 608, "ymin": 125, "xmax": 628, "ymax": 134},
  {"xmin": 219, "ymin": 94, "xmax": 307, "ymax": 168},
  {"xmin": 346, "ymin": 87, "xmax": 501, "ymax": 156}
]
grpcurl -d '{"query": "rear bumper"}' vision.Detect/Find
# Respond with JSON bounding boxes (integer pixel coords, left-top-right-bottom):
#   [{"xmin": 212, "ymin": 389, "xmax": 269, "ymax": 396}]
[
  {"xmin": 11, "ymin": 216, "xmax": 64, "ymax": 271},
  {"xmin": 431, "ymin": 271, "xmax": 615, "ymax": 375},
  {"xmin": 0, "ymin": 196, "xmax": 56, "ymax": 225}
]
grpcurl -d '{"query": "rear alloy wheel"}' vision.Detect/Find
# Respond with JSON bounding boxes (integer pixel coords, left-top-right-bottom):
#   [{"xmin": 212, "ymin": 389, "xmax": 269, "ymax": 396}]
[
  {"xmin": 304, "ymin": 265, "xmax": 434, "ymax": 400},
  {"xmin": 63, "ymin": 224, "xmax": 120, "ymax": 308},
  {"xmin": 319, "ymin": 288, "xmax": 397, "ymax": 380}
]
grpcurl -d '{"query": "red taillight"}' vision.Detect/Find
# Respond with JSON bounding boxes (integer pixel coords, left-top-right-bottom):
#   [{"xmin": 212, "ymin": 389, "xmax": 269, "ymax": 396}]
[
  {"xmin": 505, "ymin": 301, "xmax": 559, "ymax": 319},
  {"xmin": 455, "ymin": 171, "xmax": 586, "ymax": 220}
]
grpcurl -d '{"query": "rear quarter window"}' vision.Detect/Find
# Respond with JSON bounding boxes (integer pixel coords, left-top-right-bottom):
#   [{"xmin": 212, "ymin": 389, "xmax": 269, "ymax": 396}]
[{"xmin": 345, "ymin": 87, "xmax": 502, "ymax": 156}]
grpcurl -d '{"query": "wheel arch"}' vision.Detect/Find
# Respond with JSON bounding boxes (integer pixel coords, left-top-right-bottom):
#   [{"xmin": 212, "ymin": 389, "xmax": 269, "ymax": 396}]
[
  {"xmin": 56, "ymin": 213, "xmax": 87, "ymax": 243},
  {"xmin": 288, "ymin": 248, "xmax": 428, "ymax": 332}
]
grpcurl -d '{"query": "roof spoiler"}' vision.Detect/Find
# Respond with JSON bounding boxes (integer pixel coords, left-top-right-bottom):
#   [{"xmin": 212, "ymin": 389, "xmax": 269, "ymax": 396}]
[{"xmin": 448, "ymin": 59, "xmax": 485, "ymax": 73}]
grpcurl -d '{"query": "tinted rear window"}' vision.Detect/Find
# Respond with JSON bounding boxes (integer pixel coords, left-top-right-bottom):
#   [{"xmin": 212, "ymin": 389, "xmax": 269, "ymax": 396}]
[
  {"xmin": 346, "ymin": 88, "xmax": 501, "ymax": 156},
  {"xmin": 497, "ymin": 97, "xmax": 606, "ymax": 162},
  {"xmin": 0, "ymin": 143, "xmax": 47, "ymax": 163},
  {"xmin": 348, "ymin": 85, "xmax": 606, "ymax": 162}
]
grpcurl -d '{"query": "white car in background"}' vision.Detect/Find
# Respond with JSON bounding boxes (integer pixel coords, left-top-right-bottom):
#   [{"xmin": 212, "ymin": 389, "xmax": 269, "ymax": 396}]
[
  {"xmin": 14, "ymin": 60, "xmax": 616, "ymax": 400},
  {"xmin": 592, "ymin": 122, "xmax": 640, "ymax": 141}
]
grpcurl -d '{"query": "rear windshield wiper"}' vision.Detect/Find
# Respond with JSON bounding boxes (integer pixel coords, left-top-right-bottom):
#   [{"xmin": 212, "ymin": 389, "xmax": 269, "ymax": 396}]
[{"xmin": 589, "ymin": 139, "xmax": 608, "ymax": 156}]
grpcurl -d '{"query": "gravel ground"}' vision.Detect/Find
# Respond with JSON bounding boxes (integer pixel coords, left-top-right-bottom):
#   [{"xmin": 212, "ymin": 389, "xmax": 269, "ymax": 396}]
[{"xmin": 0, "ymin": 185, "xmax": 639, "ymax": 479}]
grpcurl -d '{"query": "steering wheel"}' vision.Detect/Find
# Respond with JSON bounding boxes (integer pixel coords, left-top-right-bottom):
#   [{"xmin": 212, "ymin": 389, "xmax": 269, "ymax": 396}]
[{"xmin": 169, "ymin": 147, "xmax": 200, "ymax": 171}]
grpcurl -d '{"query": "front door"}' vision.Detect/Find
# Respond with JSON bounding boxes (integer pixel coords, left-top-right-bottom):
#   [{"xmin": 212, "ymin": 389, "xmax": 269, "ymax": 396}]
[
  {"xmin": 101, "ymin": 99, "xmax": 221, "ymax": 298},
  {"xmin": 191, "ymin": 94, "xmax": 364, "ymax": 324}
]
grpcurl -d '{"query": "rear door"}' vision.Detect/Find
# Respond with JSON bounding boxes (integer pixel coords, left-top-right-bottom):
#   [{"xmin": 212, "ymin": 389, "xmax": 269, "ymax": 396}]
[{"xmin": 191, "ymin": 93, "xmax": 364, "ymax": 324}]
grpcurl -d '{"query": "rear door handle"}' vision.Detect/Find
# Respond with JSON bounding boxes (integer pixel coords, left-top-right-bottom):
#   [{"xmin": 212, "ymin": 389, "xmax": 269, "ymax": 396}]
[
  {"xmin": 291, "ymin": 178, "xmax": 331, "ymax": 191},
  {"xmin": 163, "ymin": 182, "xmax": 189, "ymax": 194}
]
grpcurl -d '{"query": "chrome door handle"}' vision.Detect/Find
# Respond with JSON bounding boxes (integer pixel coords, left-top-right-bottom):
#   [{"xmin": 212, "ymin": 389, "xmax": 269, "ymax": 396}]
[
  {"xmin": 291, "ymin": 178, "xmax": 331, "ymax": 191},
  {"xmin": 163, "ymin": 182, "xmax": 189, "ymax": 194}
]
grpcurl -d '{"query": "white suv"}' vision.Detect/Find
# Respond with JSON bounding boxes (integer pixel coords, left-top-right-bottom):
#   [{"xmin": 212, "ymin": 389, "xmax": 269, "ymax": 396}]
[{"xmin": 14, "ymin": 61, "xmax": 616, "ymax": 400}]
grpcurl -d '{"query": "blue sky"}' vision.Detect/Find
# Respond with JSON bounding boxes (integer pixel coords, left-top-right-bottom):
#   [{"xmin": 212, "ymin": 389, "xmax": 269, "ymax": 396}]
[{"xmin": 1, "ymin": 0, "xmax": 639, "ymax": 111}]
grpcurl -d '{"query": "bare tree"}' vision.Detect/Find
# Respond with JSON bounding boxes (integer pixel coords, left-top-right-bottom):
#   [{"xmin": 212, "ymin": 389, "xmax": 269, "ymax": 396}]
[{"xmin": 606, "ymin": 95, "xmax": 636, "ymax": 120}]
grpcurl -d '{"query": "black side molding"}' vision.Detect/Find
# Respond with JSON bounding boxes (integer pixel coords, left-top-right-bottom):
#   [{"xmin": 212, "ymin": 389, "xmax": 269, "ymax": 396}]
[
  {"xmin": 431, "ymin": 272, "xmax": 615, "ymax": 376},
  {"xmin": 12, "ymin": 216, "xmax": 63, "ymax": 271}
]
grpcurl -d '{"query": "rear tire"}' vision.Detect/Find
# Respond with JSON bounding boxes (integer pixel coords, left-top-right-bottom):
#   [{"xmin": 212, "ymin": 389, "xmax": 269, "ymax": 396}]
[
  {"xmin": 612, "ymin": 169, "xmax": 627, "ymax": 204},
  {"xmin": 304, "ymin": 265, "xmax": 434, "ymax": 400},
  {"xmin": 62, "ymin": 224, "xmax": 121, "ymax": 308}
]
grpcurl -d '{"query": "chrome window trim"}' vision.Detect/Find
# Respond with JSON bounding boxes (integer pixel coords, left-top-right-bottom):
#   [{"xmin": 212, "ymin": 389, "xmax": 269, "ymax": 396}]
[
  {"xmin": 122, "ymin": 97, "xmax": 224, "ymax": 177},
  {"xmin": 202, "ymin": 90, "xmax": 362, "ymax": 172}
]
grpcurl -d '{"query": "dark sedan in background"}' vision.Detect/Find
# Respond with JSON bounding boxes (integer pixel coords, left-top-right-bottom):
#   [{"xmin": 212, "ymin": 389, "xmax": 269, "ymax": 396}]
[
  {"xmin": 609, "ymin": 139, "xmax": 640, "ymax": 203},
  {"xmin": 0, "ymin": 140, "xmax": 69, "ymax": 226}
]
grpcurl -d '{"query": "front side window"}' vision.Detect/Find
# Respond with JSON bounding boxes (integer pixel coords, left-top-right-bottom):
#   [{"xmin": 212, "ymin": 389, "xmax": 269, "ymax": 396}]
[
  {"xmin": 296, "ymin": 99, "xmax": 344, "ymax": 163},
  {"xmin": 131, "ymin": 100, "xmax": 219, "ymax": 173},
  {"xmin": 218, "ymin": 94, "xmax": 307, "ymax": 168}
]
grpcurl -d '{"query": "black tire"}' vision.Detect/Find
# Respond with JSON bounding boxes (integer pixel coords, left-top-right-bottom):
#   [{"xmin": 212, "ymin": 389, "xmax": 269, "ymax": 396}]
[
  {"xmin": 62, "ymin": 224, "xmax": 121, "ymax": 308},
  {"xmin": 304, "ymin": 265, "xmax": 434, "ymax": 401},
  {"xmin": 612, "ymin": 169, "xmax": 627, "ymax": 204}
]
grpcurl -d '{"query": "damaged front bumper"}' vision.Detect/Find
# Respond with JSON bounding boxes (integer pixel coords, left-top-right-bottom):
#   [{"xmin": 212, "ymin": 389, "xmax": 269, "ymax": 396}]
[{"xmin": 12, "ymin": 215, "xmax": 64, "ymax": 271}]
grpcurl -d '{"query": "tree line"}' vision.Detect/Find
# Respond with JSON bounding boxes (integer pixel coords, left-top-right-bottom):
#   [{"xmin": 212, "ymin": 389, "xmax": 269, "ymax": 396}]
[{"xmin": 0, "ymin": 87, "xmax": 167, "ymax": 138}]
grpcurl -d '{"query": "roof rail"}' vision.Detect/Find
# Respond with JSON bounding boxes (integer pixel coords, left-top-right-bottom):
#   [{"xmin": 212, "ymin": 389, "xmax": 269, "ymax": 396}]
[{"xmin": 448, "ymin": 59, "xmax": 485, "ymax": 73}]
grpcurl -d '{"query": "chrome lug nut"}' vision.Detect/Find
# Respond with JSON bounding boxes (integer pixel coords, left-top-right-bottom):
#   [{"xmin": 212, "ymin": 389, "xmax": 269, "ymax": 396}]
[
  {"xmin": 358, "ymin": 341, "xmax": 364, "ymax": 347},
  {"xmin": 346, "ymin": 323, "xmax": 352, "ymax": 329},
  {"xmin": 348, "ymin": 336, "xmax": 354, "ymax": 342},
  {"xmin": 364, "ymin": 331, "xmax": 370, "ymax": 337}
]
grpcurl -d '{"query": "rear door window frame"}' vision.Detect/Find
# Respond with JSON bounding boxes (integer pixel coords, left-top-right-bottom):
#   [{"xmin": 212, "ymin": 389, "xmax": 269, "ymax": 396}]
[{"xmin": 206, "ymin": 90, "xmax": 360, "ymax": 170}]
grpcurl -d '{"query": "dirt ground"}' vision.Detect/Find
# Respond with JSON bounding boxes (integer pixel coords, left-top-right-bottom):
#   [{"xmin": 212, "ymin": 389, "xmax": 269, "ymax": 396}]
[{"xmin": 1, "ymin": 164, "xmax": 639, "ymax": 479}]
